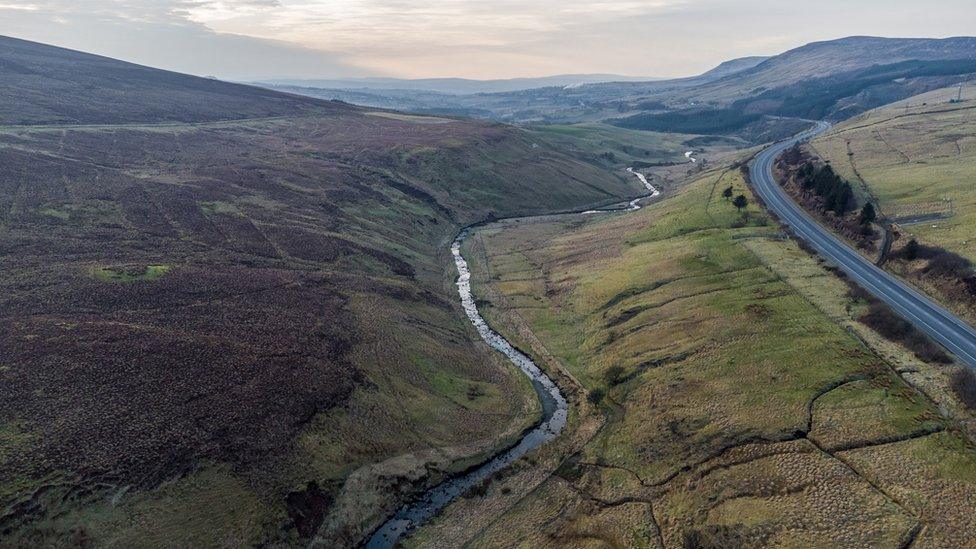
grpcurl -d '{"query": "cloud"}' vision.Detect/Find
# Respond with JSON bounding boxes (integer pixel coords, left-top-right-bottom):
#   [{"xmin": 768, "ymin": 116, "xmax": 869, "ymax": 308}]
[
  {"xmin": 0, "ymin": 0, "xmax": 361, "ymax": 79},
  {"xmin": 171, "ymin": 0, "xmax": 692, "ymax": 76},
  {"xmin": 0, "ymin": 3, "xmax": 41, "ymax": 10},
  {"xmin": 1, "ymin": 0, "xmax": 975, "ymax": 79},
  {"xmin": 184, "ymin": 0, "xmax": 687, "ymax": 53}
]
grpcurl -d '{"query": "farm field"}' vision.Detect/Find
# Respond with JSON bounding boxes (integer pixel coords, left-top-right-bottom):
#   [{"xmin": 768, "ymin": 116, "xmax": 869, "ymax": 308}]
[{"xmin": 411, "ymin": 161, "xmax": 976, "ymax": 546}]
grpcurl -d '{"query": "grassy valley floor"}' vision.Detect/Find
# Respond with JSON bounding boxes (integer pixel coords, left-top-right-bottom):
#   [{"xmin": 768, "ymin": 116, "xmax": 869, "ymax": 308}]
[{"xmin": 408, "ymin": 160, "xmax": 976, "ymax": 546}]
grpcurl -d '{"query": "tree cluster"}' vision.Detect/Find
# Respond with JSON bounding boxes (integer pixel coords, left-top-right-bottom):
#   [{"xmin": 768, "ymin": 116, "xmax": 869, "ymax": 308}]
[
  {"xmin": 796, "ymin": 162, "xmax": 854, "ymax": 216},
  {"xmin": 722, "ymin": 185, "xmax": 749, "ymax": 212}
]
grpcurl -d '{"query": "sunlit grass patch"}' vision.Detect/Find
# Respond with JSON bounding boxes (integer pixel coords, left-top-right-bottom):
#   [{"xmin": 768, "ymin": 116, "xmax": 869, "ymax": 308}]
[
  {"xmin": 811, "ymin": 375, "xmax": 945, "ymax": 449},
  {"xmin": 38, "ymin": 207, "xmax": 70, "ymax": 220},
  {"xmin": 36, "ymin": 200, "xmax": 124, "ymax": 225},
  {"xmin": 198, "ymin": 200, "xmax": 243, "ymax": 217},
  {"xmin": 90, "ymin": 264, "xmax": 172, "ymax": 283},
  {"xmin": 465, "ymin": 155, "xmax": 976, "ymax": 543}
]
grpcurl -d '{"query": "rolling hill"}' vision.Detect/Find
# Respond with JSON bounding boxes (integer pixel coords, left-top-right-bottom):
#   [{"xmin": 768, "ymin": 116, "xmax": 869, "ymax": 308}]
[
  {"xmin": 257, "ymin": 74, "xmax": 660, "ymax": 95},
  {"xmin": 261, "ymin": 56, "xmax": 770, "ymax": 123},
  {"xmin": 690, "ymin": 36, "xmax": 976, "ymax": 103},
  {"xmin": 0, "ymin": 35, "xmax": 347, "ymax": 125},
  {"xmin": 814, "ymin": 80, "xmax": 976, "ymax": 259},
  {"xmin": 610, "ymin": 36, "xmax": 976, "ymax": 135},
  {"xmin": 305, "ymin": 36, "xmax": 976, "ymax": 132},
  {"xmin": 0, "ymin": 36, "xmax": 644, "ymax": 546}
]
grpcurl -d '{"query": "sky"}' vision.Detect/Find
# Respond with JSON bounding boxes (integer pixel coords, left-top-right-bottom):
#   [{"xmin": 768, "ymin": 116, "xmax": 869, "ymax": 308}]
[{"xmin": 1, "ymin": 0, "xmax": 975, "ymax": 80}]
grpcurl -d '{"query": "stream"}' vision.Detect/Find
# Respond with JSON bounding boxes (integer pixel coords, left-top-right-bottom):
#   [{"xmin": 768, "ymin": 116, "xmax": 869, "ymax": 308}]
[{"xmin": 364, "ymin": 168, "xmax": 657, "ymax": 548}]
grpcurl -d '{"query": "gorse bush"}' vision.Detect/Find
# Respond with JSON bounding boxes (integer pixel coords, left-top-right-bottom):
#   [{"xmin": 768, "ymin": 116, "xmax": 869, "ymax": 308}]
[{"xmin": 603, "ymin": 365, "xmax": 626, "ymax": 386}]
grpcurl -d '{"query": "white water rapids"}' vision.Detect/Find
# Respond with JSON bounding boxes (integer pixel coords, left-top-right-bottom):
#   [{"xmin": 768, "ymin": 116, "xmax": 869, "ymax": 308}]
[
  {"xmin": 365, "ymin": 232, "xmax": 568, "ymax": 548},
  {"xmin": 583, "ymin": 167, "xmax": 660, "ymax": 214},
  {"xmin": 365, "ymin": 166, "xmax": 657, "ymax": 547}
]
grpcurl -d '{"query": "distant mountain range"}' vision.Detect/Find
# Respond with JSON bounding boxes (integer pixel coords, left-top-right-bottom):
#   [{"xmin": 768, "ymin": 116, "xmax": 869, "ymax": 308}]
[
  {"xmin": 262, "ymin": 36, "xmax": 976, "ymax": 133},
  {"xmin": 254, "ymin": 58, "xmax": 769, "ymax": 121},
  {"xmin": 254, "ymin": 74, "xmax": 661, "ymax": 95}
]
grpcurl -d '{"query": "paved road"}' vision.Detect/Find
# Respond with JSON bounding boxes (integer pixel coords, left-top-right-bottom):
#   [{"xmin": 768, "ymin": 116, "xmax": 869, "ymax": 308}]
[{"xmin": 750, "ymin": 121, "xmax": 976, "ymax": 367}]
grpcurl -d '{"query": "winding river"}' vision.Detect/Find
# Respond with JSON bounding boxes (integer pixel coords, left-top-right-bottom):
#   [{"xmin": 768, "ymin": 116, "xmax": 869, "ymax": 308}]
[{"xmin": 365, "ymin": 168, "xmax": 658, "ymax": 548}]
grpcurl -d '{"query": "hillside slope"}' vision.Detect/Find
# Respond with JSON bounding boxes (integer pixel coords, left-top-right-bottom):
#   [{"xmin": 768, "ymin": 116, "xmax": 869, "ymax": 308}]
[
  {"xmin": 0, "ymin": 37, "xmax": 643, "ymax": 546},
  {"xmin": 391, "ymin": 36, "xmax": 976, "ymax": 128},
  {"xmin": 418, "ymin": 159, "xmax": 976, "ymax": 547},
  {"xmin": 814, "ymin": 81, "xmax": 976, "ymax": 259},
  {"xmin": 0, "ymin": 35, "xmax": 344, "ymax": 124},
  {"xmin": 695, "ymin": 36, "xmax": 976, "ymax": 102},
  {"xmin": 605, "ymin": 37, "xmax": 976, "ymax": 139},
  {"xmin": 813, "ymin": 82, "xmax": 976, "ymax": 325}
]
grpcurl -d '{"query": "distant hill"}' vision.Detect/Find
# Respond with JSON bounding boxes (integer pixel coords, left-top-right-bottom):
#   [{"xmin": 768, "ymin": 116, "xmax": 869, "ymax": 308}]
[
  {"xmin": 256, "ymin": 74, "xmax": 660, "ymax": 95},
  {"xmin": 326, "ymin": 36, "xmax": 976, "ymax": 128},
  {"xmin": 0, "ymin": 35, "xmax": 343, "ymax": 125},
  {"xmin": 691, "ymin": 36, "xmax": 976, "ymax": 102},
  {"xmin": 695, "ymin": 56, "xmax": 771, "ymax": 80},
  {"xmin": 263, "ymin": 56, "xmax": 767, "ymax": 122},
  {"xmin": 594, "ymin": 37, "xmax": 976, "ymax": 136}
]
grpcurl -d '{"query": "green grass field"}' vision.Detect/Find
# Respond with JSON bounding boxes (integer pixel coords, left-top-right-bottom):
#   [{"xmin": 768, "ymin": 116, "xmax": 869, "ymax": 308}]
[
  {"xmin": 427, "ymin": 161, "xmax": 976, "ymax": 547},
  {"xmin": 526, "ymin": 123, "xmax": 738, "ymax": 169}
]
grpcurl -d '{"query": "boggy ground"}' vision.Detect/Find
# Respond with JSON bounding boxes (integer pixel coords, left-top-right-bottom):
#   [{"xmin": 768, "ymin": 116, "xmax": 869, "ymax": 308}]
[
  {"xmin": 409, "ymin": 161, "xmax": 976, "ymax": 547},
  {"xmin": 0, "ymin": 109, "xmax": 646, "ymax": 546}
]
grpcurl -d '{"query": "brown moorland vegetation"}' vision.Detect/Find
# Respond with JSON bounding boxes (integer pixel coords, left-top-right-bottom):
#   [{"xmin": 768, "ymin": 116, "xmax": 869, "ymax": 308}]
[{"xmin": 0, "ymin": 38, "xmax": 645, "ymax": 546}]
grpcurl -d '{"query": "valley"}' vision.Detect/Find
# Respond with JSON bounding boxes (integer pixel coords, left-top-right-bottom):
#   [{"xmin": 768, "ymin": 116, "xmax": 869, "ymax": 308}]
[
  {"xmin": 3, "ymin": 26, "xmax": 976, "ymax": 549},
  {"xmin": 409, "ymin": 155, "xmax": 976, "ymax": 546},
  {"xmin": 0, "ymin": 36, "xmax": 649, "ymax": 546}
]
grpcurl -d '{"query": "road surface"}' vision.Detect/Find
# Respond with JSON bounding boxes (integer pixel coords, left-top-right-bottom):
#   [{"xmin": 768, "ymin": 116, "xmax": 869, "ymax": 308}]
[{"xmin": 750, "ymin": 121, "xmax": 976, "ymax": 367}]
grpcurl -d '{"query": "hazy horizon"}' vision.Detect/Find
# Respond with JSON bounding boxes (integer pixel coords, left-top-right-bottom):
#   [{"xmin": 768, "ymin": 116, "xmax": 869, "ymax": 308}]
[{"xmin": 1, "ymin": 1, "xmax": 974, "ymax": 81}]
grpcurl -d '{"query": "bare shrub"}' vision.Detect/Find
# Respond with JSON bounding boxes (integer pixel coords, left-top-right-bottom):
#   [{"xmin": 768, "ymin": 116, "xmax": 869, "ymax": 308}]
[
  {"xmin": 950, "ymin": 367, "xmax": 976, "ymax": 410},
  {"xmin": 682, "ymin": 525, "xmax": 748, "ymax": 549},
  {"xmin": 793, "ymin": 235, "xmax": 816, "ymax": 255},
  {"xmin": 896, "ymin": 240, "xmax": 976, "ymax": 297},
  {"xmin": 603, "ymin": 365, "xmax": 626, "ymax": 386},
  {"xmin": 846, "ymin": 285, "xmax": 872, "ymax": 302},
  {"xmin": 464, "ymin": 479, "xmax": 491, "ymax": 498},
  {"xmin": 924, "ymin": 250, "xmax": 973, "ymax": 279},
  {"xmin": 859, "ymin": 301, "xmax": 952, "ymax": 364}
]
